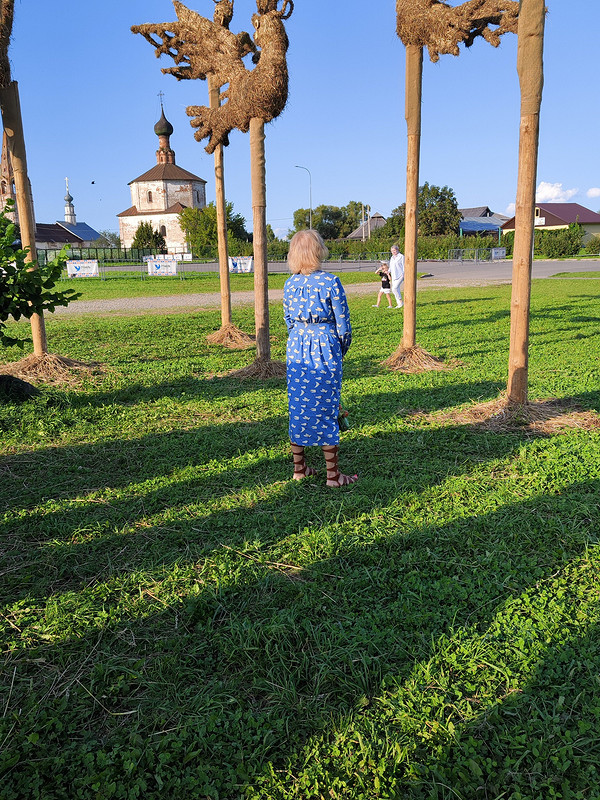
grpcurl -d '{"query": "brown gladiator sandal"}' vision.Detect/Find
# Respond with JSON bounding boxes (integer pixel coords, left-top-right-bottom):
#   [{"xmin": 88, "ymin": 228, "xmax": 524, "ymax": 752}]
[
  {"xmin": 322, "ymin": 445, "xmax": 358, "ymax": 488},
  {"xmin": 291, "ymin": 443, "xmax": 317, "ymax": 480}
]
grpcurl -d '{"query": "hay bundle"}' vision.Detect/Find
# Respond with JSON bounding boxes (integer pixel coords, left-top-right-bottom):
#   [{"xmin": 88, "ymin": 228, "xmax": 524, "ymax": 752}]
[
  {"xmin": 206, "ymin": 323, "xmax": 255, "ymax": 349},
  {"xmin": 132, "ymin": 0, "xmax": 293, "ymax": 154},
  {"xmin": 0, "ymin": 353, "xmax": 100, "ymax": 386},
  {"xmin": 227, "ymin": 357, "xmax": 285, "ymax": 380},
  {"xmin": 396, "ymin": 0, "xmax": 519, "ymax": 61},
  {"xmin": 410, "ymin": 396, "xmax": 600, "ymax": 435},
  {"xmin": 383, "ymin": 344, "xmax": 449, "ymax": 373}
]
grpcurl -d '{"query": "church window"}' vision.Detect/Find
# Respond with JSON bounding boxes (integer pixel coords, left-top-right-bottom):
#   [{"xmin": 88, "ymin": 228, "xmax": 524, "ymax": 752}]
[
  {"xmin": 147, "ymin": 190, "xmax": 153, "ymax": 203},
  {"xmin": 160, "ymin": 225, "xmax": 167, "ymax": 237}
]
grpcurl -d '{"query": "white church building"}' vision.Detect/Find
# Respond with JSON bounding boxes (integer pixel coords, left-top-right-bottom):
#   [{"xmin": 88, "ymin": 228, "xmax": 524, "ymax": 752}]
[{"xmin": 117, "ymin": 107, "xmax": 207, "ymax": 253}]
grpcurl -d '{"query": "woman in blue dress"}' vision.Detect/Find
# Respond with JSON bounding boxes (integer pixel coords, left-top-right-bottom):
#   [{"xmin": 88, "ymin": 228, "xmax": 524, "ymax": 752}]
[{"xmin": 283, "ymin": 230, "xmax": 358, "ymax": 487}]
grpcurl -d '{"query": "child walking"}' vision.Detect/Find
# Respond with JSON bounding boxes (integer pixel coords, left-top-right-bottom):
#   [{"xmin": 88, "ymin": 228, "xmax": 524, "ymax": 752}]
[{"xmin": 373, "ymin": 262, "xmax": 393, "ymax": 308}]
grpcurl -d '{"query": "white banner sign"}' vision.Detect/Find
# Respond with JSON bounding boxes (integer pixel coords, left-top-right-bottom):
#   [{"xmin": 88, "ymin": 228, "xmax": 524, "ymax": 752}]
[
  {"xmin": 142, "ymin": 254, "xmax": 179, "ymax": 262},
  {"xmin": 491, "ymin": 247, "xmax": 507, "ymax": 260},
  {"xmin": 228, "ymin": 256, "xmax": 253, "ymax": 273},
  {"xmin": 66, "ymin": 259, "xmax": 99, "ymax": 277},
  {"xmin": 147, "ymin": 259, "xmax": 178, "ymax": 276}
]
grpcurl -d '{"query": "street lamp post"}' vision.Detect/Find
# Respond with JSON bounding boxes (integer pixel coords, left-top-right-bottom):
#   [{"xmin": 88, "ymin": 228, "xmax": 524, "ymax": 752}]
[{"xmin": 295, "ymin": 165, "xmax": 312, "ymax": 229}]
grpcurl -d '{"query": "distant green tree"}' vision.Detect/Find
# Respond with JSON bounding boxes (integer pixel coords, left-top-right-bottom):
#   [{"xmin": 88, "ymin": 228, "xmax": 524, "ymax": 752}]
[
  {"xmin": 291, "ymin": 201, "xmax": 370, "ymax": 239},
  {"xmin": 312, "ymin": 205, "xmax": 345, "ymax": 240},
  {"xmin": 375, "ymin": 185, "xmax": 460, "ymax": 238},
  {"xmin": 131, "ymin": 221, "xmax": 166, "ymax": 252},
  {"xmin": 373, "ymin": 205, "xmax": 405, "ymax": 240},
  {"xmin": 266, "ymin": 223, "xmax": 276, "ymax": 242},
  {"xmin": 92, "ymin": 230, "xmax": 120, "ymax": 248},
  {"xmin": 417, "ymin": 183, "xmax": 461, "ymax": 236},
  {"xmin": 338, "ymin": 200, "xmax": 368, "ymax": 238},
  {"xmin": 292, "ymin": 207, "xmax": 311, "ymax": 232},
  {"xmin": 179, "ymin": 202, "xmax": 248, "ymax": 255}
]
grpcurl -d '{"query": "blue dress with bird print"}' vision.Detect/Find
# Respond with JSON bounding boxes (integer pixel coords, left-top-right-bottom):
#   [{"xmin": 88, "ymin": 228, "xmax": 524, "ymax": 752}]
[{"xmin": 283, "ymin": 271, "xmax": 352, "ymax": 446}]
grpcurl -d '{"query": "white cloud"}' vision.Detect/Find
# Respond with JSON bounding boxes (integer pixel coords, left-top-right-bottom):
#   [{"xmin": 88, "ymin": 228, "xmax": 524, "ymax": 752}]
[
  {"xmin": 587, "ymin": 187, "xmax": 600, "ymax": 199},
  {"xmin": 535, "ymin": 181, "xmax": 578, "ymax": 203},
  {"xmin": 505, "ymin": 203, "xmax": 516, "ymax": 217}
]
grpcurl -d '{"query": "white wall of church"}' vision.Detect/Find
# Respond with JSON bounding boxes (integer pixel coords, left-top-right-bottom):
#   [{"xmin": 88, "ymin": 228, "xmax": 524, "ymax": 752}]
[
  {"xmin": 131, "ymin": 180, "xmax": 206, "ymax": 213},
  {"xmin": 119, "ymin": 212, "xmax": 190, "ymax": 253}
]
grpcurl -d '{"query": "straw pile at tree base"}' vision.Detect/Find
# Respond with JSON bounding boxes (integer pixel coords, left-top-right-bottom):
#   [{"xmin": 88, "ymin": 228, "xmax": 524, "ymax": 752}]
[
  {"xmin": 409, "ymin": 396, "xmax": 600, "ymax": 435},
  {"xmin": 206, "ymin": 324, "xmax": 255, "ymax": 349},
  {"xmin": 227, "ymin": 357, "xmax": 286, "ymax": 380},
  {"xmin": 383, "ymin": 345, "xmax": 449, "ymax": 373},
  {"xmin": 0, "ymin": 353, "xmax": 101, "ymax": 386}
]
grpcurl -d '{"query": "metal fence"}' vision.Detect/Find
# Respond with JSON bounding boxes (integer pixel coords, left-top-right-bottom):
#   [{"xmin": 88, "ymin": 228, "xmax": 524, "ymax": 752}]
[
  {"xmin": 448, "ymin": 248, "xmax": 493, "ymax": 262},
  {"xmin": 37, "ymin": 247, "xmax": 196, "ymax": 267}
]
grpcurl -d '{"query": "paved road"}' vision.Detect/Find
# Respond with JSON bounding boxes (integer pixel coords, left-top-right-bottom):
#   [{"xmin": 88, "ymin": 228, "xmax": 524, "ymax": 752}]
[{"xmin": 53, "ymin": 259, "xmax": 599, "ymax": 316}]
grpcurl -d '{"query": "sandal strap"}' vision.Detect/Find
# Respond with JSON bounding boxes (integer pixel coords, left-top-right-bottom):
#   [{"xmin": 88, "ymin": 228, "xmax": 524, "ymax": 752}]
[
  {"xmin": 292, "ymin": 444, "xmax": 308, "ymax": 474},
  {"xmin": 322, "ymin": 445, "xmax": 340, "ymax": 481}
]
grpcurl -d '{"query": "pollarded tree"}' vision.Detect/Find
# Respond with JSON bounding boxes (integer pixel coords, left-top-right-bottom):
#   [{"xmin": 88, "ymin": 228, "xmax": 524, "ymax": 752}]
[
  {"xmin": 0, "ymin": 0, "xmax": 47, "ymax": 359},
  {"xmin": 0, "ymin": 0, "xmax": 87, "ymax": 383},
  {"xmin": 387, "ymin": 0, "xmax": 519, "ymax": 373},
  {"xmin": 506, "ymin": 0, "xmax": 545, "ymax": 406},
  {"xmin": 133, "ymin": 0, "xmax": 295, "ymax": 377}
]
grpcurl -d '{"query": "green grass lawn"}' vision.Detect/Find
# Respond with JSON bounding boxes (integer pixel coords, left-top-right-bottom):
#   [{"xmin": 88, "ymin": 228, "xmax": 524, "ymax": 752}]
[
  {"xmin": 59, "ymin": 268, "xmax": 402, "ymax": 302},
  {"xmin": 552, "ymin": 270, "xmax": 600, "ymax": 278},
  {"xmin": 1, "ymin": 279, "xmax": 600, "ymax": 799}
]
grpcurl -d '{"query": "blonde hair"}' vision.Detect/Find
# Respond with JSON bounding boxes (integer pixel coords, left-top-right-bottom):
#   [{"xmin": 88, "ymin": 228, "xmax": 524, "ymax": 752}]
[{"xmin": 287, "ymin": 229, "xmax": 329, "ymax": 275}]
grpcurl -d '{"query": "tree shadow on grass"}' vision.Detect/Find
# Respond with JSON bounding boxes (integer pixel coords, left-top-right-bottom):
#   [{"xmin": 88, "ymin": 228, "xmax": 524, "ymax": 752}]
[
  {"xmin": 1, "ymin": 478, "xmax": 599, "ymax": 798},
  {"xmin": 0, "ymin": 379, "xmax": 506, "ymax": 515},
  {"xmin": 5, "ymin": 377, "xmax": 592, "ymax": 613},
  {"xmin": 0, "ymin": 413, "xmax": 523, "ymax": 609}
]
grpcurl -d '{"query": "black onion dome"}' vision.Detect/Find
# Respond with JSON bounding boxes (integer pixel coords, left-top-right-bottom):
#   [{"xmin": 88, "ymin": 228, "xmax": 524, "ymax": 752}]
[
  {"xmin": 154, "ymin": 108, "xmax": 174, "ymax": 136},
  {"xmin": 64, "ymin": 192, "xmax": 73, "ymax": 202}
]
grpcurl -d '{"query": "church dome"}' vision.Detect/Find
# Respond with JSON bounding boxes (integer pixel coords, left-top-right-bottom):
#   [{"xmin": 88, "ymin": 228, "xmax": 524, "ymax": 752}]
[
  {"xmin": 65, "ymin": 191, "xmax": 73, "ymax": 202},
  {"xmin": 154, "ymin": 108, "xmax": 174, "ymax": 136}
]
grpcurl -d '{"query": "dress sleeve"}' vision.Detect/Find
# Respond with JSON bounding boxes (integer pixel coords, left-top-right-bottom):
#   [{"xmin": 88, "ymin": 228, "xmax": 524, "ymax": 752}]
[{"xmin": 330, "ymin": 276, "xmax": 352, "ymax": 356}]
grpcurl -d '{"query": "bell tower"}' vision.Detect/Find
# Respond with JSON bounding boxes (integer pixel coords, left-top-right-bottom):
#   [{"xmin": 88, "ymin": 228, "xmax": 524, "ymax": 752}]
[
  {"xmin": 64, "ymin": 178, "xmax": 76, "ymax": 225},
  {"xmin": 154, "ymin": 102, "xmax": 175, "ymax": 166}
]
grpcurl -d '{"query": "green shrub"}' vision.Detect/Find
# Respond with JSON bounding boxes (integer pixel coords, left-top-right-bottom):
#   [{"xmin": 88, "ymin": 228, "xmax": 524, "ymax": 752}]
[
  {"xmin": 583, "ymin": 234, "xmax": 600, "ymax": 255},
  {"xmin": 0, "ymin": 203, "xmax": 80, "ymax": 348}
]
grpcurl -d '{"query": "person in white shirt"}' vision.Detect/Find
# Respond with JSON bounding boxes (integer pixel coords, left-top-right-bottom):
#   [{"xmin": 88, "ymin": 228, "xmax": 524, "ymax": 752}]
[{"xmin": 388, "ymin": 245, "xmax": 405, "ymax": 308}]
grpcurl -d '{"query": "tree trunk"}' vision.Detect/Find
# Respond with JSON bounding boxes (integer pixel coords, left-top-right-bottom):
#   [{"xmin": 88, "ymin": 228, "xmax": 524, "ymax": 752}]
[
  {"xmin": 208, "ymin": 75, "xmax": 232, "ymax": 327},
  {"xmin": 403, "ymin": 45, "xmax": 422, "ymax": 349},
  {"xmin": 250, "ymin": 117, "xmax": 270, "ymax": 361},
  {"xmin": 0, "ymin": 81, "xmax": 47, "ymax": 355},
  {"xmin": 507, "ymin": 0, "xmax": 545, "ymax": 404}
]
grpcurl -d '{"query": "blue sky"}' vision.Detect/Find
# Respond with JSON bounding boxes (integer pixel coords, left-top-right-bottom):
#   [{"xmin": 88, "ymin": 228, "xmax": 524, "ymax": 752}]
[{"xmin": 9, "ymin": 0, "xmax": 600, "ymax": 238}]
